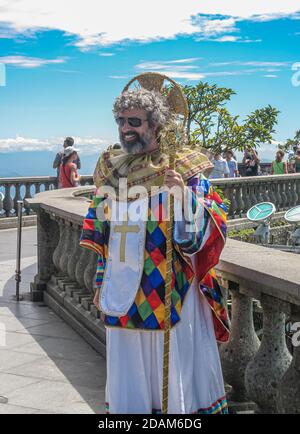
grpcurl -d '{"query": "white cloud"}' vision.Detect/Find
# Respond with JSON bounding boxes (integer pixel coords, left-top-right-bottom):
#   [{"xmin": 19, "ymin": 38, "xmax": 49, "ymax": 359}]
[
  {"xmin": 136, "ymin": 61, "xmax": 198, "ymax": 71},
  {"xmin": 236, "ymin": 38, "xmax": 262, "ymax": 43},
  {"xmin": 211, "ymin": 61, "xmax": 290, "ymax": 67},
  {"xmin": 135, "ymin": 57, "xmax": 256, "ymax": 81},
  {"xmin": 154, "ymin": 71, "xmax": 205, "ymax": 81},
  {"xmin": 0, "ymin": 55, "xmax": 66, "ymax": 68},
  {"xmin": 136, "ymin": 59, "xmax": 204, "ymax": 80},
  {"xmin": 0, "ymin": 135, "xmax": 109, "ymax": 154},
  {"xmin": 167, "ymin": 58, "xmax": 201, "ymax": 64},
  {"xmin": 263, "ymin": 74, "xmax": 278, "ymax": 78},
  {"xmin": 135, "ymin": 58, "xmax": 289, "ymax": 80},
  {"xmin": 110, "ymin": 75, "xmax": 128, "ymax": 79},
  {"xmin": 213, "ymin": 36, "xmax": 239, "ymax": 42},
  {"xmin": 249, "ymin": 11, "xmax": 300, "ymax": 22},
  {"xmin": 0, "ymin": 23, "xmax": 35, "ymax": 39},
  {"xmin": 193, "ymin": 17, "xmax": 238, "ymax": 36},
  {"xmin": 98, "ymin": 53, "xmax": 115, "ymax": 57},
  {"xmin": 196, "ymin": 35, "xmax": 261, "ymax": 43},
  {"xmin": 0, "ymin": 1, "xmax": 299, "ymax": 48}
]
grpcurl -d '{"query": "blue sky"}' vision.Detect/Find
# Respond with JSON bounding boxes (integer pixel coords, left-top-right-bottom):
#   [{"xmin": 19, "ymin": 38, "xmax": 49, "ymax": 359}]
[{"xmin": 0, "ymin": 1, "xmax": 300, "ymax": 175}]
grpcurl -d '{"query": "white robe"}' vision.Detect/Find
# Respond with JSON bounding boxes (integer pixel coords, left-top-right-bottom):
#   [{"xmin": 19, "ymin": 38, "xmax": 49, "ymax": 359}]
[{"xmin": 105, "ymin": 278, "xmax": 227, "ymax": 414}]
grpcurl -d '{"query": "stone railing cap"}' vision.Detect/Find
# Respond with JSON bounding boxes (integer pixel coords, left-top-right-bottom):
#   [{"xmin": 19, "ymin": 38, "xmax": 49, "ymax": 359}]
[
  {"xmin": 218, "ymin": 238, "xmax": 300, "ymax": 305},
  {"xmin": 25, "ymin": 185, "xmax": 95, "ymax": 224}
]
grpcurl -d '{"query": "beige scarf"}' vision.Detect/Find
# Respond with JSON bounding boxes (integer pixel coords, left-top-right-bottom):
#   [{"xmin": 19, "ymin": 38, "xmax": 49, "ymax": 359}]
[{"xmin": 93, "ymin": 146, "xmax": 213, "ymax": 198}]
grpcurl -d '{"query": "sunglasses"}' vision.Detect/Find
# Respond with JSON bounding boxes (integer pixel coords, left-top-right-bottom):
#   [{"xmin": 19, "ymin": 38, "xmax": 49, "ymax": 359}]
[{"xmin": 115, "ymin": 117, "xmax": 148, "ymax": 128}]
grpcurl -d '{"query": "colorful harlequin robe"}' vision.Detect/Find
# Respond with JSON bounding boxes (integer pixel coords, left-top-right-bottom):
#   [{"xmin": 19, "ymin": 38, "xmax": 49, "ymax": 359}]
[{"xmin": 80, "ymin": 147, "xmax": 230, "ymax": 414}]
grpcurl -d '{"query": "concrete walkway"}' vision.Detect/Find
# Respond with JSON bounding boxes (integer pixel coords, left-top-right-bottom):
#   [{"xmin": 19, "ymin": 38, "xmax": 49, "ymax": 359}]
[{"xmin": 0, "ymin": 227, "xmax": 106, "ymax": 414}]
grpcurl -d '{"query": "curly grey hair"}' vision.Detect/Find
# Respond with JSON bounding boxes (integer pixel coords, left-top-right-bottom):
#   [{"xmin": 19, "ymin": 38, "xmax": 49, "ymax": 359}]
[{"xmin": 113, "ymin": 88, "xmax": 171, "ymax": 128}]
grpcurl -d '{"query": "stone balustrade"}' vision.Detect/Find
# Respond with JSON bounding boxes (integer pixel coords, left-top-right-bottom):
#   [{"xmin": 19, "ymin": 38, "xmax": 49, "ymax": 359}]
[
  {"xmin": 213, "ymin": 173, "xmax": 300, "ymax": 219},
  {"xmin": 0, "ymin": 176, "xmax": 93, "ymax": 218},
  {"xmin": 216, "ymin": 239, "xmax": 300, "ymax": 414},
  {"xmin": 26, "ymin": 185, "xmax": 300, "ymax": 413},
  {"xmin": 0, "ymin": 174, "xmax": 300, "ymax": 219},
  {"xmin": 2, "ymin": 173, "xmax": 300, "ymax": 220}
]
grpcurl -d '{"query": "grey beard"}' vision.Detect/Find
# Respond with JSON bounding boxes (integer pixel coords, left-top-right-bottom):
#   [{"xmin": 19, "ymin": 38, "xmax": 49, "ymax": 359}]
[
  {"xmin": 120, "ymin": 130, "xmax": 153, "ymax": 154},
  {"xmin": 122, "ymin": 140, "xmax": 146, "ymax": 154}
]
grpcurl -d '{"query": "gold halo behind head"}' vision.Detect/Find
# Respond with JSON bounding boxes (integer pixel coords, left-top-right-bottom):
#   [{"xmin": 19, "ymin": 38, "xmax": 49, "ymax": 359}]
[{"xmin": 122, "ymin": 72, "xmax": 189, "ymax": 124}]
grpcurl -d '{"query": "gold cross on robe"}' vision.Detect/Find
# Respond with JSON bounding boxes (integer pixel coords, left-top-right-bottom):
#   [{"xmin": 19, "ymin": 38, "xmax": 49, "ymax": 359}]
[{"xmin": 114, "ymin": 219, "xmax": 140, "ymax": 263}]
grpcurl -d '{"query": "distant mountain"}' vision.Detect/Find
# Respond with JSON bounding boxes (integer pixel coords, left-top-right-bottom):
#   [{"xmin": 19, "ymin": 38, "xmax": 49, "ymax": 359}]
[
  {"xmin": 0, "ymin": 147, "xmax": 275, "ymax": 179},
  {"xmin": 0, "ymin": 169, "xmax": 22, "ymax": 177},
  {"xmin": 0, "ymin": 151, "xmax": 98, "ymax": 178}
]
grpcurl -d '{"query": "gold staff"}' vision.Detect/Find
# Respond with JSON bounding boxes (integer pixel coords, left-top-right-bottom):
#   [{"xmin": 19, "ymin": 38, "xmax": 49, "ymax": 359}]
[
  {"xmin": 161, "ymin": 128, "xmax": 176, "ymax": 414},
  {"xmin": 123, "ymin": 73, "xmax": 189, "ymax": 414}
]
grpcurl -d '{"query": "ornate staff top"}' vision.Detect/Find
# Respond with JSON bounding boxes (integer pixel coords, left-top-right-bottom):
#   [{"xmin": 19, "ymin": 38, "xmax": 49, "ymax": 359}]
[{"xmin": 122, "ymin": 72, "xmax": 189, "ymax": 126}]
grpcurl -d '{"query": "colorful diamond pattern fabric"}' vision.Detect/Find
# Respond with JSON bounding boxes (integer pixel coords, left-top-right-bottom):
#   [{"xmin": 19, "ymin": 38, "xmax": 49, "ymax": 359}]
[
  {"xmin": 102, "ymin": 203, "xmax": 194, "ymax": 329},
  {"xmin": 80, "ymin": 176, "xmax": 229, "ymax": 340}
]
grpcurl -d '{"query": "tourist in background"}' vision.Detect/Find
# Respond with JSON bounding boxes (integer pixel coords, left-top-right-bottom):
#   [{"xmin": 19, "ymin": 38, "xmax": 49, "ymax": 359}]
[
  {"xmin": 271, "ymin": 150, "xmax": 288, "ymax": 175},
  {"xmin": 53, "ymin": 137, "xmax": 81, "ymax": 187},
  {"xmin": 287, "ymin": 146, "xmax": 298, "ymax": 173},
  {"xmin": 209, "ymin": 153, "xmax": 230, "ymax": 179},
  {"xmin": 242, "ymin": 148, "xmax": 260, "ymax": 176},
  {"xmin": 294, "ymin": 148, "xmax": 300, "ymax": 173},
  {"xmin": 59, "ymin": 146, "xmax": 81, "ymax": 188},
  {"xmin": 225, "ymin": 149, "xmax": 239, "ymax": 178}
]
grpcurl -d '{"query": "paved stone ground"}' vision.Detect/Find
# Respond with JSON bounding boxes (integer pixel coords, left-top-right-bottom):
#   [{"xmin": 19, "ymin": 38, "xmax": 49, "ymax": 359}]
[{"xmin": 0, "ymin": 227, "xmax": 106, "ymax": 414}]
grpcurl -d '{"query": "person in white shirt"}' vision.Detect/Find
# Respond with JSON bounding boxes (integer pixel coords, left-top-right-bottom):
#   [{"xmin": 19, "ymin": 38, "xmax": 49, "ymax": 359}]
[
  {"xmin": 209, "ymin": 153, "xmax": 230, "ymax": 179},
  {"xmin": 225, "ymin": 150, "xmax": 239, "ymax": 178}
]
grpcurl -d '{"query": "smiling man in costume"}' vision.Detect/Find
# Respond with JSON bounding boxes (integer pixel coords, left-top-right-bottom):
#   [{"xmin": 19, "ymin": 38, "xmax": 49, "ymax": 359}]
[{"xmin": 80, "ymin": 74, "xmax": 229, "ymax": 414}]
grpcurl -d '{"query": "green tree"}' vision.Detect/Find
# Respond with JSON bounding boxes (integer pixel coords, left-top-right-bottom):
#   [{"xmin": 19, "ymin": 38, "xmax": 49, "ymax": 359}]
[
  {"xmin": 279, "ymin": 129, "xmax": 300, "ymax": 153},
  {"xmin": 182, "ymin": 82, "xmax": 279, "ymax": 155}
]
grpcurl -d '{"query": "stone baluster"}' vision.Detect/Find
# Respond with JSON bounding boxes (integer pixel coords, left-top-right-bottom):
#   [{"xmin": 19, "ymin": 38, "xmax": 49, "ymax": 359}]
[
  {"xmin": 52, "ymin": 219, "xmax": 66, "ymax": 273},
  {"xmin": 235, "ymin": 184, "xmax": 244, "ymax": 217},
  {"xmin": 284, "ymin": 179, "xmax": 291, "ymax": 208},
  {"xmin": 257, "ymin": 182, "xmax": 264, "ymax": 203},
  {"xmin": 296, "ymin": 178, "xmax": 300, "ymax": 204},
  {"xmin": 280, "ymin": 180, "xmax": 288, "ymax": 210},
  {"xmin": 3, "ymin": 184, "xmax": 13, "ymax": 217},
  {"xmin": 231, "ymin": 185, "xmax": 238, "ymax": 218},
  {"xmin": 277, "ymin": 307, "xmax": 300, "ymax": 414},
  {"xmin": 291, "ymin": 178, "xmax": 298, "ymax": 206},
  {"xmin": 245, "ymin": 294, "xmax": 292, "ymax": 413},
  {"xmin": 24, "ymin": 183, "xmax": 32, "ymax": 215},
  {"xmin": 13, "ymin": 183, "xmax": 22, "ymax": 216},
  {"xmin": 275, "ymin": 181, "xmax": 283, "ymax": 211},
  {"xmin": 31, "ymin": 209, "xmax": 60, "ymax": 301},
  {"xmin": 249, "ymin": 182, "xmax": 257, "ymax": 209},
  {"xmin": 67, "ymin": 226, "xmax": 83, "ymax": 281},
  {"xmin": 84, "ymin": 250, "xmax": 98, "ymax": 293},
  {"xmin": 219, "ymin": 283, "xmax": 260, "ymax": 401},
  {"xmin": 75, "ymin": 246, "xmax": 94, "ymax": 289},
  {"xmin": 224, "ymin": 184, "xmax": 235, "ymax": 219},
  {"xmin": 291, "ymin": 178, "xmax": 298, "ymax": 207},
  {"xmin": 261, "ymin": 181, "xmax": 270, "ymax": 203},
  {"xmin": 241, "ymin": 183, "xmax": 251, "ymax": 215},
  {"xmin": 35, "ymin": 183, "xmax": 41, "ymax": 195},
  {"xmin": 59, "ymin": 221, "xmax": 74, "ymax": 277},
  {"xmin": 289, "ymin": 179, "xmax": 296, "ymax": 207},
  {"xmin": 267, "ymin": 180, "xmax": 276, "ymax": 206}
]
